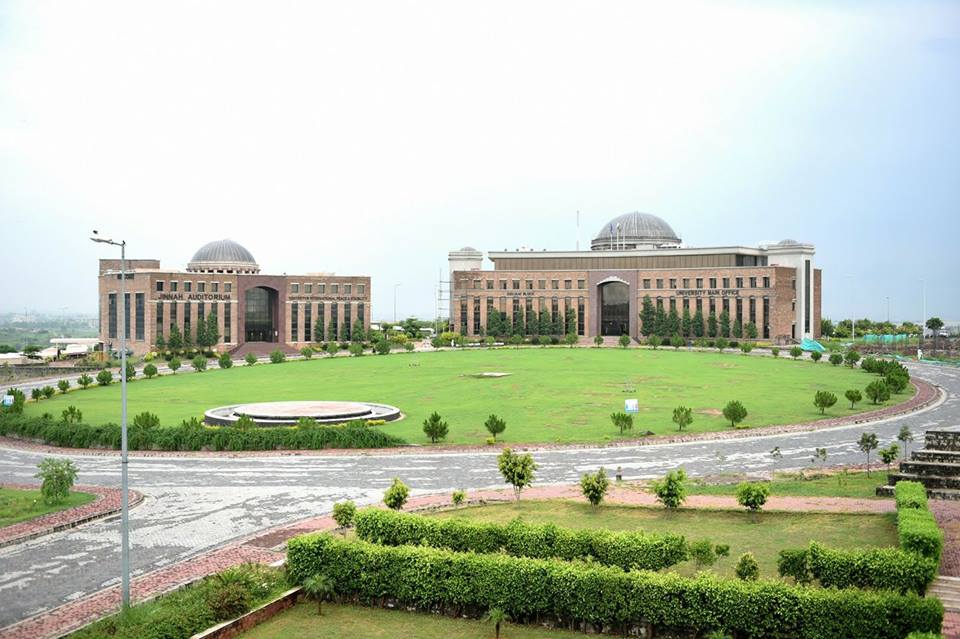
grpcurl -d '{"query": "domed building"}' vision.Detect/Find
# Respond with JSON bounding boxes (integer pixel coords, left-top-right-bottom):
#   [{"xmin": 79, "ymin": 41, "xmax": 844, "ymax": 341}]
[
  {"xmin": 97, "ymin": 240, "xmax": 370, "ymax": 356},
  {"xmin": 449, "ymin": 211, "xmax": 820, "ymax": 343}
]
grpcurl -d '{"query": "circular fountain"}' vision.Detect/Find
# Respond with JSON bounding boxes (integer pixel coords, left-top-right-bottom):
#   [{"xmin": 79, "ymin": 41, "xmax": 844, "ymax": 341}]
[{"xmin": 204, "ymin": 400, "xmax": 402, "ymax": 427}]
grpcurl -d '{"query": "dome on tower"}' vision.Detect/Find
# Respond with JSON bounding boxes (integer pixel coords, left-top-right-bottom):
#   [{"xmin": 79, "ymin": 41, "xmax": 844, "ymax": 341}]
[
  {"xmin": 591, "ymin": 212, "xmax": 681, "ymax": 250},
  {"xmin": 187, "ymin": 239, "xmax": 260, "ymax": 274}
]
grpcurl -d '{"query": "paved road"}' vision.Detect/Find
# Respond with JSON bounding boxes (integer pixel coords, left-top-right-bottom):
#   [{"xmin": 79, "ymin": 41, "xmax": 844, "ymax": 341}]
[{"xmin": 0, "ymin": 361, "xmax": 958, "ymax": 628}]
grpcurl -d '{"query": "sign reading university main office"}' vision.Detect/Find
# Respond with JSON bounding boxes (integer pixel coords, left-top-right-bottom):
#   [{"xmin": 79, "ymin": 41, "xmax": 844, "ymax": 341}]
[
  {"xmin": 675, "ymin": 289, "xmax": 741, "ymax": 297},
  {"xmin": 157, "ymin": 293, "xmax": 232, "ymax": 301}
]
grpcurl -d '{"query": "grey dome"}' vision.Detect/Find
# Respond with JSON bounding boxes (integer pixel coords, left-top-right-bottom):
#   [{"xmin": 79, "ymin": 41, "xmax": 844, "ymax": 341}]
[
  {"xmin": 187, "ymin": 239, "xmax": 260, "ymax": 273},
  {"xmin": 776, "ymin": 238, "xmax": 800, "ymax": 246},
  {"xmin": 591, "ymin": 212, "xmax": 681, "ymax": 250}
]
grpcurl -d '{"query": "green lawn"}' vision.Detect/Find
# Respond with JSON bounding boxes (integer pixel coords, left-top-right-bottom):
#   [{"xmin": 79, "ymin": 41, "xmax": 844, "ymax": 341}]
[
  {"xmin": 24, "ymin": 348, "xmax": 894, "ymax": 445},
  {"xmin": 0, "ymin": 487, "xmax": 96, "ymax": 527},
  {"xmin": 243, "ymin": 601, "xmax": 581, "ymax": 639},
  {"xmin": 428, "ymin": 500, "xmax": 897, "ymax": 579},
  {"xmin": 681, "ymin": 470, "xmax": 889, "ymax": 499}
]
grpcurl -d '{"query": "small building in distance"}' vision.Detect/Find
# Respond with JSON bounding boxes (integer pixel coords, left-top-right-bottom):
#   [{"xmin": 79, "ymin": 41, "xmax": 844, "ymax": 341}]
[
  {"xmin": 97, "ymin": 240, "xmax": 370, "ymax": 356},
  {"xmin": 449, "ymin": 211, "xmax": 820, "ymax": 343}
]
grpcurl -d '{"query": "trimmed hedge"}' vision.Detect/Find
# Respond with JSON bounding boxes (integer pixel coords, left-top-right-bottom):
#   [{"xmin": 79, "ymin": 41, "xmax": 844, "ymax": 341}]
[
  {"xmin": 896, "ymin": 481, "xmax": 929, "ymax": 511},
  {"xmin": 899, "ymin": 507, "xmax": 944, "ymax": 560},
  {"xmin": 354, "ymin": 508, "xmax": 689, "ymax": 571},
  {"xmin": 287, "ymin": 533, "xmax": 943, "ymax": 639},
  {"xmin": 807, "ymin": 541, "xmax": 938, "ymax": 595},
  {"xmin": 0, "ymin": 414, "xmax": 406, "ymax": 451}
]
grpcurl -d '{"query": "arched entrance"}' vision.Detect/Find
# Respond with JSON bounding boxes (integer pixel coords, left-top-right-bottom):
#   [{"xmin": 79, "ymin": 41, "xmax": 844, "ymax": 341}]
[
  {"xmin": 244, "ymin": 286, "xmax": 278, "ymax": 342},
  {"xmin": 599, "ymin": 281, "xmax": 630, "ymax": 336}
]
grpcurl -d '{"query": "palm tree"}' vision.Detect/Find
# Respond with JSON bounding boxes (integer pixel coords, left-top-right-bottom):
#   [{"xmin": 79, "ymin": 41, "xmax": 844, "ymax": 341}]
[
  {"xmin": 302, "ymin": 573, "xmax": 334, "ymax": 615},
  {"xmin": 485, "ymin": 607, "xmax": 508, "ymax": 639}
]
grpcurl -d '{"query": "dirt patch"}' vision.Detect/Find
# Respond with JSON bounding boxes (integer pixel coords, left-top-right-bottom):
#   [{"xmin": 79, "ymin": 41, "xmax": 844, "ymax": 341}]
[
  {"xmin": 467, "ymin": 372, "xmax": 512, "ymax": 378},
  {"xmin": 698, "ymin": 408, "xmax": 723, "ymax": 416}
]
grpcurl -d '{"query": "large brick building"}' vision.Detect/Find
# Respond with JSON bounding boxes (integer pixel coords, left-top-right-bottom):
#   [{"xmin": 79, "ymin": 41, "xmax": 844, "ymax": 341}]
[
  {"xmin": 450, "ymin": 212, "xmax": 821, "ymax": 343},
  {"xmin": 97, "ymin": 240, "xmax": 370, "ymax": 356}
]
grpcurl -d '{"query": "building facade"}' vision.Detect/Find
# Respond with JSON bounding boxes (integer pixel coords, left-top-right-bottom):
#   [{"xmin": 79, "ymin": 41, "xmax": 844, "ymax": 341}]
[
  {"xmin": 450, "ymin": 212, "xmax": 821, "ymax": 343},
  {"xmin": 97, "ymin": 240, "xmax": 370, "ymax": 356}
]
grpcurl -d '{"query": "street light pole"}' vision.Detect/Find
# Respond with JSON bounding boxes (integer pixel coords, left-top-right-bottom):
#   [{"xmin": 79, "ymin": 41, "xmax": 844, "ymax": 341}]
[
  {"xmin": 91, "ymin": 232, "xmax": 130, "ymax": 609},
  {"xmin": 393, "ymin": 284, "xmax": 401, "ymax": 323}
]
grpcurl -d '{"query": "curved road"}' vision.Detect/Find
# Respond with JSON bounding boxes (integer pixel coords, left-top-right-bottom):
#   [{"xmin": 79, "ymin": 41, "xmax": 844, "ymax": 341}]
[{"xmin": 0, "ymin": 362, "xmax": 957, "ymax": 628}]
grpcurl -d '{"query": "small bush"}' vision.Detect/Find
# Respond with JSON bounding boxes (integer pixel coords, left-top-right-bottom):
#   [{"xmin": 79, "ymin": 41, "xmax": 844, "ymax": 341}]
[
  {"xmin": 790, "ymin": 346, "xmax": 803, "ymax": 359},
  {"xmin": 735, "ymin": 552, "xmax": 760, "ymax": 580},
  {"xmin": 168, "ymin": 357, "xmax": 181, "ymax": 373},
  {"xmin": 300, "ymin": 346, "xmax": 314, "ymax": 359},
  {"xmin": 332, "ymin": 500, "xmax": 357, "ymax": 528},
  {"xmin": 810, "ymin": 351, "xmax": 822, "ymax": 362},
  {"xmin": 270, "ymin": 350, "xmax": 286, "ymax": 364},
  {"xmin": 580, "ymin": 467, "xmax": 610, "ymax": 507},
  {"xmin": 143, "ymin": 363, "xmax": 158, "ymax": 378},
  {"xmin": 829, "ymin": 353, "xmax": 843, "ymax": 366},
  {"xmin": 777, "ymin": 548, "xmax": 812, "ymax": 584},
  {"xmin": 77, "ymin": 373, "xmax": 93, "ymax": 389},
  {"xmin": 739, "ymin": 342, "xmax": 753, "ymax": 354},
  {"xmin": 895, "ymin": 481, "xmax": 928, "ymax": 510},
  {"xmin": 57, "ymin": 379, "xmax": 70, "ymax": 394},
  {"xmin": 452, "ymin": 490, "xmax": 466, "ymax": 506},
  {"xmin": 898, "ymin": 508, "xmax": 944, "ymax": 560},
  {"xmin": 96, "ymin": 370, "xmax": 113, "ymax": 386},
  {"xmin": 735, "ymin": 482, "xmax": 769, "ymax": 513},
  {"xmin": 807, "ymin": 541, "xmax": 938, "ymax": 594},
  {"xmin": 771, "ymin": 347, "xmax": 780, "ymax": 357},
  {"xmin": 722, "ymin": 400, "xmax": 747, "ymax": 428},
  {"xmin": 651, "ymin": 468, "xmax": 687, "ymax": 509},
  {"xmin": 191, "ymin": 355, "xmax": 207, "ymax": 372},
  {"xmin": 218, "ymin": 353, "xmax": 233, "ymax": 369},
  {"xmin": 245, "ymin": 353, "xmax": 257, "ymax": 366},
  {"xmin": 383, "ymin": 477, "xmax": 409, "ymax": 510},
  {"xmin": 647, "ymin": 335, "xmax": 662, "ymax": 349},
  {"xmin": 35, "ymin": 457, "xmax": 79, "ymax": 504},
  {"xmin": 422, "ymin": 411, "xmax": 449, "ymax": 443}
]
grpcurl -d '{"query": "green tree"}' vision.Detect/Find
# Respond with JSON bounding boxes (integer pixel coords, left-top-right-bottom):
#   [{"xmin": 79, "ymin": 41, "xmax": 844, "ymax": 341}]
[
  {"xmin": 270, "ymin": 349, "xmax": 286, "ymax": 364},
  {"xmin": 485, "ymin": 607, "xmax": 508, "ymax": 639},
  {"xmin": 57, "ymin": 379, "xmax": 70, "ymax": 394},
  {"xmin": 858, "ymin": 432, "xmax": 879, "ymax": 475},
  {"xmin": 302, "ymin": 573, "xmax": 334, "ymax": 615},
  {"xmin": 96, "ymin": 370, "xmax": 113, "ymax": 386},
  {"xmin": 651, "ymin": 468, "xmax": 687, "ymax": 509},
  {"xmin": 790, "ymin": 346, "xmax": 803, "ymax": 360},
  {"xmin": 166, "ymin": 324, "xmax": 183, "ymax": 350},
  {"xmin": 618, "ymin": 334, "xmax": 630, "ymax": 348},
  {"xmin": 35, "ymin": 458, "xmax": 79, "ymax": 504},
  {"xmin": 722, "ymin": 400, "xmax": 747, "ymax": 428},
  {"xmin": 31, "ymin": 387, "xmax": 42, "ymax": 402},
  {"xmin": 143, "ymin": 363, "xmax": 158, "ymax": 378},
  {"xmin": 715, "ymin": 337, "xmax": 728, "ymax": 352},
  {"xmin": 565, "ymin": 308, "xmax": 577, "ymax": 336},
  {"xmin": 813, "ymin": 390, "xmax": 838, "ymax": 414},
  {"xmin": 681, "ymin": 308, "xmax": 693, "ymax": 337},
  {"xmin": 77, "ymin": 373, "xmax": 93, "ymax": 389},
  {"xmin": 452, "ymin": 490, "xmax": 466, "ymax": 507},
  {"xmin": 735, "ymin": 553, "xmax": 760, "ymax": 581},
  {"xmin": 898, "ymin": 425, "xmax": 914, "ymax": 459},
  {"xmin": 579, "ymin": 467, "xmax": 609, "ymax": 507},
  {"xmin": 927, "ymin": 317, "xmax": 944, "ymax": 353},
  {"xmin": 218, "ymin": 353, "xmax": 233, "ymax": 369},
  {"xmin": 653, "ymin": 305, "xmax": 668, "ymax": 337},
  {"xmin": 325, "ymin": 342, "xmax": 339, "ymax": 357},
  {"xmin": 732, "ymin": 318, "xmax": 743, "ymax": 338},
  {"xmin": 564, "ymin": 332, "xmax": 578, "ymax": 348},
  {"xmin": 352, "ymin": 320, "xmax": 365, "ymax": 343},
  {"xmin": 244, "ymin": 352, "xmax": 257, "ymax": 366},
  {"xmin": 879, "ymin": 444, "xmax": 900, "ymax": 471},
  {"xmin": 314, "ymin": 317, "xmax": 326, "ymax": 342},
  {"xmin": 771, "ymin": 347, "xmax": 780, "ymax": 358},
  {"xmin": 328, "ymin": 320, "xmax": 338, "ymax": 342},
  {"xmin": 820, "ymin": 318, "xmax": 835, "ymax": 338},
  {"xmin": 810, "ymin": 351, "xmax": 822, "ymax": 363},
  {"xmin": 718, "ymin": 310, "xmax": 730, "ymax": 337},
  {"xmin": 671, "ymin": 334, "xmax": 684, "ymax": 349},
  {"xmin": 640, "ymin": 296, "xmax": 656, "ymax": 336},
  {"xmin": 383, "ymin": 477, "xmax": 409, "ymax": 510},
  {"xmin": 168, "ymin": 357, "xmax": 181, "ymax": 374},
  {"xmin": 667, "ymin": 308, "xmax": 681, "ymax": 336},
  {"xmin": 593, "ymin": 335, "xmax": 603, "ymax": 347},
  {"xmin": 332, "ymin": 500, "xmax": 357, "ymax": 530},
  {"xmin": 125, "ymin": 362, "xmax": 136, "ymax": 381},
  {"xmin": 845, "ymin": 349, "xmax": 861, "ymax": 368},
  {"xmin": 205, "ymin": 313, "xmax": 220, "ymax": 347},
  {"xmin": 744, "ymin": 321, "xmax": 758, "ymax": 339},
  {"xmin": 348, "ymin": 342, "xmax": 363, "ymax": 356},
  {"xmin": 829, "ymin": 353, "xmax": 843, "ymax": 366},
  {"xmin": 845, "ymin": 389, "xmax": 862, "ymax": 409},
  {"xmin": 736, "ymin": 482, "xmax": 770, "ymax": 513},
  {"xmin": 865, "ymin": 379, "xmax": 890, "ymax": 404},
  {"xmin": 497, "ymin": 448, "xmax": 537, "ymax": 500},
  {"xmin": 610, "ymin": 411, "xmax": 633, "ymax": 435},
  {"xmin": 194, "ymin": 317, "xmax": 207, "ymax": 349},
  {"xmin": 693, "ymin": 309, "xmax": 705, "ymax": 338},
  {"xmin": 191, "ymin": 355, "xmax": 207, "ymax": 372},
  {"xmin": 484, "ymin": 414, "xmax": 506, "ymax": 442},
  {"xmin": 61, "ymin": 405, "xmax": 82, "ymax": 423},
  {"xmin": 672, "ymin": 405, "xmax": 693, "ymax": 431},
  {"xmin": 422, "ymin": 411, "xmax": 449, "ymax": 443},
  {"xmin": 41, "ymin": 385, "xmax": 56, "ymax": 399},
  {"xmin": 374, "ymin": 340, "xmax": 391, "ymax": 355},
  {"xmin": 707, "ymin": 311, "xmax": 718, "ymax": 338},
  {"xmin": 648, "ymin": 334, "xmax": 662, "ymax": 349}
]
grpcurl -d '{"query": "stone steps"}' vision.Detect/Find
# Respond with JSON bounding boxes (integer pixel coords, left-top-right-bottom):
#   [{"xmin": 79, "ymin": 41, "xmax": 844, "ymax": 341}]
[
  {"xmin": 876, "ymin": 484, "xmax": 960, "ymax": 500},
  {"xmin": 913, "ymin": 449, "xmax": 960, "ymax": 464},
  {"xmin": 900, "ymin": 460, "xmax": 960, "ymax": 476},
  {"xmin": 923, "ymin": 430, "xmax": 960, "ymax": 453},
  {"xmin": 889, "ymin": 472, "xmax": 960, "ymax": 490}
]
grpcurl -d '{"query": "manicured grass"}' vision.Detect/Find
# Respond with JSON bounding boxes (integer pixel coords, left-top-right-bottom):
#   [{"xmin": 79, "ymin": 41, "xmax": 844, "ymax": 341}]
[
  {"xmin": 24, "ymin": 349, "xmax": 894, "ymax": 445},
  {"xmin": 682, "ymin": 470, "xmax": 890, "ymax": 499},
  {"xmin": 428, "ymin": 500, "xmax": 897, "ymax": 579},
  {"xmin": 0, "ymin": 487, "xmax": 96, "ymax": 527},
  {"xmin": 242, "ymin": 601, "xmax": 581, "ymax": 639}
]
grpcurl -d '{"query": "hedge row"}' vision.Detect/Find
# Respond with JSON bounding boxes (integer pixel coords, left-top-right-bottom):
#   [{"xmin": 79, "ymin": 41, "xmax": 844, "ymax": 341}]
[
  {"xmin": 0, "ymin": 414, "xmax": 406, "ymax": 451},
  {"xmin": 286, "ymin": 533, "xmax": 943, "ymax": 639},
  {"xmin": 896, "ymin": 482, "xmax": 943, "ymax": 560},
  {"xmin": 354, "ymin": 508, "xmax": 689, "ymax": 571},
  {"xmin": 896, "ymin": 481, "xmax": 929, "ymax": 511}
]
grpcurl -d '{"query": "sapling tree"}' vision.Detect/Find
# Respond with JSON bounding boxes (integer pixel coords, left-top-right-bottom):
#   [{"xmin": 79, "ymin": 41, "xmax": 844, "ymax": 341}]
[
  {"xmin": 813, "ymin": 391, "xmax": 838, "ymax": 414},
  {"xmin": 879, "ymin": 444, "xmax": 900, "ymax": 472},
  {"xmin": 672, "ymin": 405, "xmax": 693, "ymax": 431},
  {"xmin": 484, "ymin": 414, "xmax": 506, "ymax": 442},
  {"xmin": 497, "ymin": 448, "xmax": 537, "ymax": 500},
  {"xmin": 651, "ymin": 468, "xmax": 687, "ymax": 509},
  {"xmin": 332, "ymin": 500, "xmax": 357, "ymax": 531},
  {"xmin": 858, "ymin": 432, "xmax": 879, "ymax": 475},
  {"xmin": 422, "ymin": 412, "xmax": 449, "ymax": 443},
  {"xmin": 722, "ymin": 400, "xmax": 747, "ymax": 428},
  {"xmin": 383, "ymin": 477, "xmax": 409, "ymax": 510},
  {"xmin": 580, "ymin": 467, "xmax": 610, "ymax": 507},
  {"xmin": 865, "ymin": 380, "xmax": 890, "ymax": 404},
  {"xmin": 829, "ymin": 353, "xmax": 843, "ymax": 366},
  {"xmin": 897, "ymin": 425, "xmax": 914, "ymax": 459},
  {"xmin": 845, "ymin": 389, "xmax": 862, "ymax": 409},
  {"xmin": 790, "ymin": 346, "xmax": 803, "ymax": 360},
  {"xmin": 610, "ymin": 411, "xmax": 634, "ymax": 435}
]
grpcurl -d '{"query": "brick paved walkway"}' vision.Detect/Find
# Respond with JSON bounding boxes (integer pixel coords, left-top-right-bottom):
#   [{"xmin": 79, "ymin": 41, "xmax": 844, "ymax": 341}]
[{"xmin": 0, "ymin": 483, "xmax": 143, "ymax": 548}]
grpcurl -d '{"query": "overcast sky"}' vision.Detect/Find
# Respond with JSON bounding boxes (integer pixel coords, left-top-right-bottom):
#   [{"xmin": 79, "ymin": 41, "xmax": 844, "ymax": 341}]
[{"xmin": 1, "ymin": 1, "xmax": 957, "ymax": 323}]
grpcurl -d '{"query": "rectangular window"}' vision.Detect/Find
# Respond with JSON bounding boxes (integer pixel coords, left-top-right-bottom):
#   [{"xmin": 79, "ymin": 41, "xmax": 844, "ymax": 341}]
[
  {"xmin": 709, "ymin": 278, "xmax": 717, "ymax": 289},
  {"xmin": 197, "ymin": 303, "xmax": 204, "ymax": 335},
  {"xmin": 317, "ymin": 302, "xmax": 325, "ymax": 341},
  {"xmin": 538, "ymin": 279, "xmax": 546, "ymax": 289},
  {"xmin": 683, "ymin": 298, "xmax": 690, "ymax": 312},
  {"xmin": 318, "ymin": 283, "xmax": 326, "ymax": 294},
  {"xmin": 749, "ymin": 277, "xmax": 757, "ymax": 288},
  {"xmin": 108, "ymin": 293, "xmax": 117, "ymax": 338},
  {"xmin": 184, "ymin": 281, "xmax": 192, "ymax": 292},
  {"xmin": 656, "ymin": 297, "xmax": 664, "ymax": 310},
  {"xmin": 763, "ymin": 276, "xmax": 770, "ymax": 289},
  {"xmin": 577, "ymin": 297, "xmax": 585, "ymax": 335},
  {"xmin": 124, "ymin": 293, "xmax": 131, "ymax": 340},
  {"xmin": 500, "ymin": 280, "xmax": 507, "ymax": 290},
  {"xmin": 486, "ymin": 298, "xmax": 494, "ymax": 329},
  {"xmin": 696, "ymin": 298, "xmax": 703, "ymax": 313},
  {"xmin": 749, "ymin": 297, "xmax": 756, "ymax": 324},
  {"xmin": 473, "ymin": 297, "xmax": 480, "ymax": 334},
  {"xmin": 170, "ymin": 301, "xmax": 178, "ymax": 333},
  {"xmin": 696, "ymin": 278, "xmax": 703, "ymax": 289},
  {"xmin": 183, "ymin": 302, "xmax": 191, "ymax": 341},
  {"xmin": 512, "ymin": 299, "xmax": 520, "ymax": 329},
  {"xmin": 526, "ymin": 280, "xmax": 533, "ymax": 290},
  {"xmin": 305, "ymin": 284, "xmax": 313, "ymax": 294},
  {"xmin": 331, "ymin": 303, "xmax": 338, "ymax": 340},
  {"xmin": 171, "ymin": 281, "xmax": 179, "ymax": 292},
  {"xmin": 291, "ymin": 303, "xmax": 299, "ymax": 341},
  {"xmin": 304, "ymin": 303, "xmax": 312, "ymax": 342},
  {"xmin": 763, "ymin": 297, "xmax": 770, "ymax": 338},
  {"xmin": 486, "ymin": 280, "xmax": 494, "ymax": 290},
  {"xmin": 212, "ymin": 282, "xmax": 219, "ymax": 293},
  {"xmin": 156, "ymin": 281, "xmax": 164, "ymax": 292},
  {"xmin": 292, "ymin": 283, "xmax": 300, "ymax": 294},
  {"xmin": 722, "ymin": 277, "xmax": 729, "ymax": 288},
  {"xmin": 577, "ymin": 279, "xmax": 585, "ymax": 289},
  {"xmin": 551, "ymin": 280, "xmax": 559, "ymax": 290},
  {"xmin": 735, "ymin": 277, "xmax": 743, "ymax": 288},
  {"xmin": 669, "ymin": 298, "xmax": 677, "ymax": 311},
  {"xmin": 198, "ymin": 282, "xmax": 206, "ymax": 293},
  {"xmin": 345, "ymin": 284, "xmax": 352, "ymax": 294},
  {"xmin": 224, "ymin": 303, "xmax": 231, "ymax": 342},
  {"xmin": 225, "ymin": 282, "xmax": 232, "ymax": 293},
  {"xmin": 643, "ymin": 279, "xmax": 651, "ymax": 289},
  {"xmin": 682, "ymin": 278, "xmax": 689, "ymax": 288},
  {"xmin": 736, "ymin": 298, "xmax": 743, "ymax": 327},
  {"xmin": 332, "ymin": 284, "xmax": 339, "ymax": 294},
  {"xmin": 342, "ymin": 303, "xmax": 351, "ymax": 340},
  {"xmin": 551, "ymin": 297, "xmax": 559, "ymax": 328},
  {"xmin": 564, "ymin": 280, "xmax": 572, "ymax": 290},
  {"xmin": 358, "ymin": 284, "xmax": 365, "ymax": 295},
  {"xmin": 709, "ymin": 298, "xmax": 715, "ymax": 315},
  {"xmin": 210, "ymin": 303, "xmax": 218, "ymax": 343},
  {"xmin": 656, "ymin": 278, "xmax": 663, "ymax": 289},
  {"xmin": 722, "ymin": 298, "xmax": 729, "ymax": 315},
  {"xmin": 460, "ymin": 298, "xmax": 468, "ymax": 334},
  {"xmin": 513, "ymin": 280, "xmax": 520, "ymax": 290},
  {"xmin": 155, "ymin": 302, "xmax": 163, "ymax": 341},
  {"xmin": 804, "ymin": 260, "xmax": 811, "ymax": 334},
  {"xmin": 669, "ymin": 279, "xmax": 677, "ymax": 289},
  {"xmin": 357, "ymin": 302, "xmax": 365, "ymax": 335}
]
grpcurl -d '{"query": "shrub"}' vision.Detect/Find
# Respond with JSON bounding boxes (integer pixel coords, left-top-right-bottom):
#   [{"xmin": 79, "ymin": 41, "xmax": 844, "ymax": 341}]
[
  {"xmin": 302, "ymin": 573, "xmax": 334, "ymax": 615},
  {"xmin": 41, "ymin": 385, "xmax": 56, "ymax": 399},
  {"xmin": 898, "ymin": 508, "xmax": 943, "ymax": 560},
  {"xmin": 270, "ymin": 349, "xmax": 286, "ymax": 364},
  {"xmin": 143, "ymin": 363, "xmax": 158, "ymax": 378},
  {"xmin": 245, "ymin": 353, "xmax": 257, "ymax": 366},
  {"xmin": 807, "ymin": 541, "xmax": 937, "ymax": 594},
  {"xmin": 31, "ymin": 388, "xmax": 42, "ymax": 402},
  {"xmin": 829, "ymin": 353, "xmax": 843, "ymax": 366},
  {"xmin": 332, "ymin": 500, "xmax": 357, "ymax": 529},
  {"xmin": 672, "ymin": 405, "xmax": 693, "ymax": 431},
  {"xmin": 168, "ymin": 357, "xmax": 181, "ymax": 373},
  {"xmin": 651, "ymin": 468, "xmax": 687, "ymax": 509},
  {"xmin": 347, "ymin": 343, "xmax": 363, "ymax": 357},
  {"xmin": 484, "ymin": 414, "xmax": 506, "ymax": 442},
  {"xmin": 124, "ymin": 362, "xmax": 136, "ymax": 381},
  {"xmin": 715, "ymin": 337, "xmax": 728, "ymax": 352},
  {"xmin": 61, "ymin": 405, "xmax": 83, "ymax": 424},
  {"xmin": 77, "ymin": 373, "xmax": 93, "ymax": 389},
  {"xmin": 218, "ymin": 353, "xmax": 233, "ymax": 369},
  {"xmin": 610, "ymin": 411, "xmax": 633, "ymax": 435},
  {"xmin": 352, "ymin": 509, "xmax": 690, "ymax": 571},
  {"xmin": 777, "ymin": 548, "xmax": 812, "ymax": 584},
  {"xmin": 813, "ymin": 390, "xmax": 838, "ymax": 414},
  {"xmin": 735, "ymin": 552, "xmax": 760, "ymax": 580},
  {"xmin": 771, "ymin": 347, "xmax": 780, "ymax": 358},
  {"xmin": 789, "ymin": 346, "xmax": 803, "ymax": 359},
  {"xmin": 846, "ymin": 389, "xmax": 862, "ymax": 409},
  {"xmin": 886, "ymin": 371, "xmax": 910, "ymax": 393},
  {"xmin": 191, "ymin": 355, "xmax": 207, "ymax": 372},
  {"xmin": 689, "ymin": 539, "xmax": 717, "ymax": 568},
  {"xmin": 300, "ymin": 346, "xmax": 314, "ymax": 359},
  {"xmin": 811, "ymin": 351, "xmax": 822, "ymax": 362},
  {"xmin": 206, "ymin": 580, "xmax": 252, "ymax": 622},
  {"xmin": 57, "ymin": 379, "xmax": 70, "ymax": 394},
  {"xmin": 580, "ymin": 467, "xmax": 610, "ymax": 507},
  {"xmin": 647, "ymin": 335, "xmax": 662, "ymax": 349},
  {"xmin": 383, "ymin": 477, "xmax": 409, "ymax": 510},
  {"xmin": 374, "ymin": 340, "xmax": 391, "ymax": 355},
  {"xmin": 422, "ymin": 411, "xmax": 449, "ymax": 443},
  {"xmin": 735, "ymin": 482, "xmax": 769, "ymax": 513},
  {"xmin": 866, "ymin": 379, "xmax": 891, "ymax": 404},
  {"xmin": 671, "ymin": 334, "xmax": 684, "ymax": 349},
  {"xmin": 895, "ymin": 481, "xmax": 928, "ymax": 511},
  {"xmin": 326, "ymin": 342, "xmax": 340, "ymax": 357},
  {"xmin": 722, "ymin": 400, "xmax": 747, "ymax": 428},
  {"xmin": 845, "ymin": 350, "xmax": 861, "ymax": 368},
  {"xmin": 35, "ymin": 457, "xmax": 79, "ymax": 504},
  {"xmin": 96, "ymin": 370, "xmax": 113, "ymax": 386},
  {"xmin": 286, "ymin": 534, "xmax": 943, "ymax": 639},
  {"xmin": 739, "ymin": 342, "xmax": 753, "ymax": 354},
  {"xmin": 498, "ymin": 448, "xmax": 537, "ymax": 500}
]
